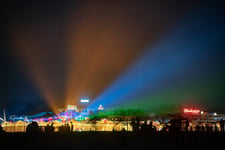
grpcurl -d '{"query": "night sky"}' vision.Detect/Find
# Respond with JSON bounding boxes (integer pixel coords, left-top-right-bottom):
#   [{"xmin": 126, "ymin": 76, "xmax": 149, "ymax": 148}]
[{"xmin": 1, "ymin": 0, "xmax": 225, "ymax": 116}]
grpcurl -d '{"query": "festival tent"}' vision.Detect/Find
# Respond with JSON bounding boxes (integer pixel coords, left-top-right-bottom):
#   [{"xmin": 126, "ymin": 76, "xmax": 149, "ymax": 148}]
[
  {"xmin": 69, "ymin": 119, "xmax": 80, "ymax": 123},
  {"xmin": 38, "ymin": 121, "xmax": 48, "ymax": 126},
  {"xmin": 1, "ymin": 121, "xmax": 14, "ymax": 132},
  {"xmin": 52, "ymin": 120, "xmax": 62, "ymax": 124},
  {"xmin": 52, "ymin": 120, "xmax": 63, "ymax": 127},
  {"xmin": 14, "ymin": 120, "xmax": 27, "ymax": 132}
]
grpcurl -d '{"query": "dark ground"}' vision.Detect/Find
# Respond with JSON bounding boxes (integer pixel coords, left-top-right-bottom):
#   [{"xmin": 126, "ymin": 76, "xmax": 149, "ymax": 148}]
[{"xmin": 0, "ymin": 132, "xmax": 224, "ymax": 150}]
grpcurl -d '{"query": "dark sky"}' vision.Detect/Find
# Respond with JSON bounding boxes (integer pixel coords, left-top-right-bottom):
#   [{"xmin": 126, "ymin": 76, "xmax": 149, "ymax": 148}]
[{"xmin": 1, "ymin": 0, "xmax": 224, "ymax": 116}]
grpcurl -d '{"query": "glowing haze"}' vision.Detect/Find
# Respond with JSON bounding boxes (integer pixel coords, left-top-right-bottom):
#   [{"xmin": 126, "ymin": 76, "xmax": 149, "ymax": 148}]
[
  {"xmin": 64, "ymin": 1, "xmax": 187, "ymax": 107},
  {"xmin": 4, "ymin": 1, "xmax": 224, "ymax": 114},
  {"xmin": 86, "ymin": 2, "xmax": 225, "ymax": 113}
]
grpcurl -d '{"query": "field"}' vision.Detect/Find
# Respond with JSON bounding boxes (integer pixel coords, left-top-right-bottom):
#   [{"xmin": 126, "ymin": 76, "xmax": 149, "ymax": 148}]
[{"xmin": 1, "ymin": 131, "xmax": 224, "ymax": 150}]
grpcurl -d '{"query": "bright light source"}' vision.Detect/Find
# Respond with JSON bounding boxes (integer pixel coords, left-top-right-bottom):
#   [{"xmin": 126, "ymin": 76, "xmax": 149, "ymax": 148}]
[
  {"xmin": 80, "ymin": 99, "xmax": 89, "ymax": 103},
  {"xmin": 214, "ymin": 112, "xmax": 217, "ymax": 116},
  {"xmin": 200, "ymin": 111, "xmax": 204, "ymax": 115}
]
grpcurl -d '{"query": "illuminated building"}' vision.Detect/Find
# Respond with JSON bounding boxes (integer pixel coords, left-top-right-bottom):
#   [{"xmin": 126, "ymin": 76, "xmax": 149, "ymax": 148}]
[
  {"xmin": 98, "ymin": 105, "xmax": 104, "ymax": 110},
  {"xmin": 57, "ymin": 108, "xmax": 65, "ymax": 113},
  {"xmin": 67, "ymin": 105, "xmax": 78, "ymax": 111}
]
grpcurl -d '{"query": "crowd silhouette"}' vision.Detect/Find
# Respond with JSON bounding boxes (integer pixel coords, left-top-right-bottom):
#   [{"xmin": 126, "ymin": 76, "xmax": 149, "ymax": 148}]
[
  {"xmin": 1, "ymin": 118, "xmax": 225, "ymax": 150},
  {"xmin": 0, "ymin": 124, "xmax": 6, "ymax": 134},
  {"xmin": 44, "ymin": 123, "xmax": 55, "ymax": 133},
  {"xmin": 0, "ymin": 118, "xmax": 224, "ymax": 136},
  {"xmin": 58, "ymin": 123, "xmax": 73, "ymax": 133},
  {"xmin": 25, "ymin": 121, "xmax": 74, "ymax": 135},
  {"xmin": 130, "ymin": 118, "xmax": 225, "ymax": 134}
]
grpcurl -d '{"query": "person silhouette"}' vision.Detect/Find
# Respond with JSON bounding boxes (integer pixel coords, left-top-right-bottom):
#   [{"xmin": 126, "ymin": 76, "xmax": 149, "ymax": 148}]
[
  {"xmin": 140, "ymin": 120, "xmax": 147, "ymax": 133},
  {"xmin": 70, "ymin": 122, "xmax": 74, "ymax": 132},
  {"xmin": 0, "ymin": 124, "xmax": 6, "ymax": 134},
  {"xmin": 131, "ymin": 118, "xmax": 139, "ymax": 133},
  {"xmin": 45, "ymin": 124, "xmax": 51, "ymax": 133},
  {"xmin": 131, "ymin": 118, "xmax": 136, "ymax": 132},
  {"xmin": 26, "ymin": 121, "xmax": 41, "ymax": 136},
  {"xmin": 148, "ymin": 121, "xmax": 153, "ymax": 133},
  {"xmin": 200, "ymin": 125, "xmax": 205, "ymax": 132},
  {"xmin": 220, "ymin": 118, "xmax": 224, "ymax": 132},
  {"xmin": 195, "ymin": 124, "xmax": 200, "ymax": 132},
  {"xmin": 214, "ymin": 124, "xmax": 218, "ymax": 132},
  {"xmin": 50, "ymin": 122, "xmax": 55, "ymax": 133},
  {"xmin": 185, "ymin": 120, "xmax": 189, "ymax": 132}
]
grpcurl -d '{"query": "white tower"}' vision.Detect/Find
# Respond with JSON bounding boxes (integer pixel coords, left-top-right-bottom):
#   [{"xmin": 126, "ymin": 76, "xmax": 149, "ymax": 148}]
[{"xmin": 3, "ymin": 108, "xmax": 6, "ymax": 121}]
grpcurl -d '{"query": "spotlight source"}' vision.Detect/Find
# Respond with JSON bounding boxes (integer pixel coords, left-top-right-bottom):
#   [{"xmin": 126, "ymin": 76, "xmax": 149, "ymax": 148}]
[{"xmin": 80, "ymin": 99, "xmax": 90, "ymax": 103}]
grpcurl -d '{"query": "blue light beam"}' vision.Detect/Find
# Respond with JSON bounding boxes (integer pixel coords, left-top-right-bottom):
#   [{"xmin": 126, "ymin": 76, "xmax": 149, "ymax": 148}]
[{"xmin": 86, "ymin": 3, "xmax": 225, "ymax": 111}]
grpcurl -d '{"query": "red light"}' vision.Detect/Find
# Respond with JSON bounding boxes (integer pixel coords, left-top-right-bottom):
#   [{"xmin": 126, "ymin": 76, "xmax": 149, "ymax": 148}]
[
  {"xmin": 48, "ymin": 117, "xmax": 53, "ymax": 121},
  {"xmin": 183, "ymin": 108, "xmax": 200, "ymax": 114}
]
